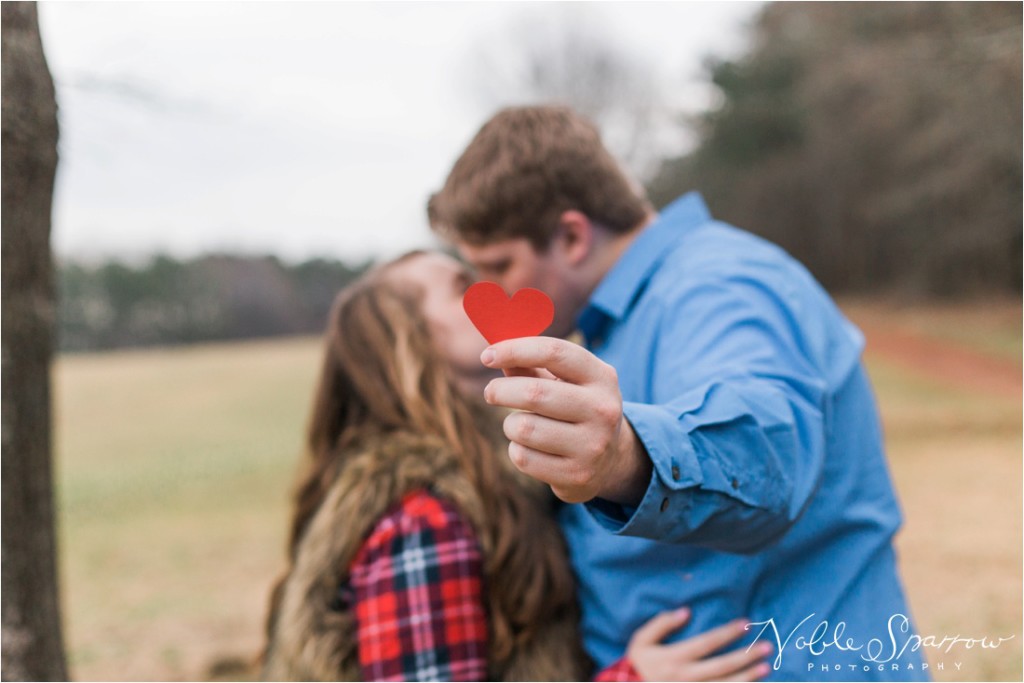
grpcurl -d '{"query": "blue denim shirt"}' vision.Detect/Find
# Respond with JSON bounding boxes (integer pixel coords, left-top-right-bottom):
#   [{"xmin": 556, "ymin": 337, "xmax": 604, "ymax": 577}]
[{"xmin": 562, "ymin": 193, "xmax": 928, "ymax": 681}]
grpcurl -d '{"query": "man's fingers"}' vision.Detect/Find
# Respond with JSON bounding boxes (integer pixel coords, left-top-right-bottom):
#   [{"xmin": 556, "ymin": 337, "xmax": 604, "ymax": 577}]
[
  {"xmin": 482, "ymin": 337, "xmax": 611, "ymax": 385},
  {"xmin": 688, "ymin": 641, "xmax": 772, "ymax": 681},
  {"xmin": 501, "ymin": 366, "xmax": 559, "ymax": 380},
  {"xmin": 503, "ymin": 412, "xmax": 582, "ymax": 458},
  {"xmin": 505, "ymin": 441, "xmax": 598, "ymax": 503},
  {"xmin": 505, "ymin": 441, "xmax": 564, "ymax": 482},
  {"xmin": 674, "ymin": 619, "xmax": 751, "ymax": 660},
  {"xmin": 502, "ymin": 366, "xmax": 543, "ymax": 379},
  {"xmin": 721, "ymin": 661, "xmax": 771, "ymax": 682},
  {"xmin": 630, "ymin": 608, "xmax": 692, "ymax": 646},
  {"xmin": 486, "ymin": 376, "xmax": 592, "ymax": 422}
]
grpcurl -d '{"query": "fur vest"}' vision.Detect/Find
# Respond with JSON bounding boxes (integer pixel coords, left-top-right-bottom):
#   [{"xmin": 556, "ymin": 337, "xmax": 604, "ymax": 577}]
[{"xmin": 262, "ymin": 432, "xmax": 592, "ymax": 681}]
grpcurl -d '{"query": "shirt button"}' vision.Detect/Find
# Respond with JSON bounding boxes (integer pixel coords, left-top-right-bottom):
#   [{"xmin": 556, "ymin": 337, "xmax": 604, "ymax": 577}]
[
  {"xmin": 671, "ymin": 465, "xmax": 681, "ymax": 481},
  {"xmin": 660, "ymin": 497, "xmax": 670, "ymax": 512},
  {"xmin": 731, "ymin": 477, "xmax": 740, "ymax": 490}
]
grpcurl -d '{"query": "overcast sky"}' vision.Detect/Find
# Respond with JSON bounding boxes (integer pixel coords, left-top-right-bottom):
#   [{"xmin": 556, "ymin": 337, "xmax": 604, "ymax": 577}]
[{"xmin": 39, "ymin": 2, "xmax": 763, "ymax": 265}]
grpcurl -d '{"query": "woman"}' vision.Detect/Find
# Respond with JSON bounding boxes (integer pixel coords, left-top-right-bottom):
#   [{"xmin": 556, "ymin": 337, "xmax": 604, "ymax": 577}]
[{"xmin": 262, "ymin": 251, "xmax": 770, "ymax": 682}]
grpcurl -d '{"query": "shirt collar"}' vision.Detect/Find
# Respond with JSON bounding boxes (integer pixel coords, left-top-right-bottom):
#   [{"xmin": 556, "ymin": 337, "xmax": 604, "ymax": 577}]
[{"xmin": 577, "ymin": 192, "xmax": 711, "ymax": 341}]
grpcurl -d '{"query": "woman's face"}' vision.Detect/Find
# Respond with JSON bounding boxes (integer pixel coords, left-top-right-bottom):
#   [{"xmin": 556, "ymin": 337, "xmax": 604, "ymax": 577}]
[{"xmin": 389, "ymin": 252, "xmax": 500, "ymax": 396}]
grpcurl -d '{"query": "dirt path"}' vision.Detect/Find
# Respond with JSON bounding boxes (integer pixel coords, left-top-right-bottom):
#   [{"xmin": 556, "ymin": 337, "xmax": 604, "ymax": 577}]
[{"xmin": 841, "ymin": 304, "xmax": 1022, "ymax": 397}]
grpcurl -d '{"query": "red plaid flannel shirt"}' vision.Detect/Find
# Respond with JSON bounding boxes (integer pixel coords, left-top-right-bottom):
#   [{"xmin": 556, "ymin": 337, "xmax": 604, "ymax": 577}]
[{"xmin": 341, "ymin": 490, "xmax": 640, "ymax": 682}]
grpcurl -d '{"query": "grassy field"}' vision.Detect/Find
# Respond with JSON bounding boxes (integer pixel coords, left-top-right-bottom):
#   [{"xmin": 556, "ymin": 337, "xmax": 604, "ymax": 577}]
[
  {"xmin": 53, "ymin": 302, "xmax": 1022, "ymax": 681},
  {"xmin": 54, "ymin": 338, "xmax": 316, "ymax": 680}
]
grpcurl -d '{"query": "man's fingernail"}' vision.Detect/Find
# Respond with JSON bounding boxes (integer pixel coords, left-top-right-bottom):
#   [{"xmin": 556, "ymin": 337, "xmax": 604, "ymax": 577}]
[
  {"xmin": 674, "ymin": 607, "xmax": 691, "ymax": 619},
  {"xmin": 480, "ymin": 348, "xmax": 495, "ymax": 365}
]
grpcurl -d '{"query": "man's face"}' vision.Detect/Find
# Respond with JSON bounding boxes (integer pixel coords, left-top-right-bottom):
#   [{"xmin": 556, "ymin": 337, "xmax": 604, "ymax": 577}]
[{"xmin": 456, "ymin": 237, "xmax": 581, "ymax": 338}]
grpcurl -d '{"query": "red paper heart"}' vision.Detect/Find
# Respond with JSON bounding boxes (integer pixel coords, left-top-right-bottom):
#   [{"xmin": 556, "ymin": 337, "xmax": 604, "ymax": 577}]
[{"xmin": 463, "ymin": 281, "xmax": 554, "ymax": 344}]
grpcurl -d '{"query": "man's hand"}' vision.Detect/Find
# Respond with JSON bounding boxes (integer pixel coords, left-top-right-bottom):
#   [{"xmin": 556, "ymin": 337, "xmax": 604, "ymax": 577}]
[{"xmin": 481, "ymin": 336, "xmax": 652, "ymax": 505}]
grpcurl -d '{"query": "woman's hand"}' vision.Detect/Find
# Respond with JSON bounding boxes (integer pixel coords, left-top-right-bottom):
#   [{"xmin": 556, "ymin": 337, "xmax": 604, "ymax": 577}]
[{"xmin": 626, "ymin": 607, "xmax": 772, "ymax": 682}]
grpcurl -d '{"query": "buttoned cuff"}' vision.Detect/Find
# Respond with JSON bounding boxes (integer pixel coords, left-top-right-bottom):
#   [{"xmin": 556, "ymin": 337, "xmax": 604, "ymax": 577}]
[{"xmin": 585, "ymin": 401, "xmax": 703, "ymax": 538}]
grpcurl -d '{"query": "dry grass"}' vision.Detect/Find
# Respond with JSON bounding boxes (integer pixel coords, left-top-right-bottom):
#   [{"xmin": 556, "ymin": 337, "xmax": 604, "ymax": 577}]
[
  {"xmin": 53, "ymin": 302, "xmax": 1022, "ymax": 681},
  {"xmin": 867, "ymin": 357, "xmax": 1022, "ymax": 681},
  {"xmin": 841, "ymin": 296, "xmax": 1023, "ymax": 364},
  {"xmin": 54, "ymin": 337, "xmax": 319, "ymax": 680}
]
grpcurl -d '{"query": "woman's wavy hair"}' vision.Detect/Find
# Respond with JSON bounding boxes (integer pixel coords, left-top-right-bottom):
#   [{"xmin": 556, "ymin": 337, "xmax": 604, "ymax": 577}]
[{"xmin": 265, "ymin": 251, "xmax": 578, "ymax": 666}]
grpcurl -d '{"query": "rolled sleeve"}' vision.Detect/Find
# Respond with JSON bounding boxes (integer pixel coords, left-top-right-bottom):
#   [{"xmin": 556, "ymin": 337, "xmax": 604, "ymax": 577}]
[
  {"xmin": 584, "ymin": 271, "xmax": 835, "ymax": 553},
  {"xmin": 585, "ymin": 401, "xmax": 699, "ymax": 537}
]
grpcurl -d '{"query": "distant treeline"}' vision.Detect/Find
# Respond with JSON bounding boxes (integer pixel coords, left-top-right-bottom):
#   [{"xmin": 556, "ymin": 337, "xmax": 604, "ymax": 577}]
[
  {"xmin": 59, "ymin": 5, "xmax": 1022, "ymax": 352},
  {"xmin": 647, "ymin": 2, "xmax": 1022, "ymax": 297},
  {"xmin": 58, "ymin": 254, "xmax": 371, "ymax": 352}
]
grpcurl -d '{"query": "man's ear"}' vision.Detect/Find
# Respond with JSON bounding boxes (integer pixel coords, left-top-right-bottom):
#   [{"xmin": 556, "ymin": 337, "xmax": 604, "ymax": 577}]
[{"xmin": 555, "ymin": 210, "xmax": 594, "ymax": 266}]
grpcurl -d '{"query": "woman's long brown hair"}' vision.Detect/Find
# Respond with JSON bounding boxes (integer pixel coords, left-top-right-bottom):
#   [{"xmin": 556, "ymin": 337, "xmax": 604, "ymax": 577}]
[{"xmin": 265, "ymin": 252, "xmax": 579, "ymax": 666}]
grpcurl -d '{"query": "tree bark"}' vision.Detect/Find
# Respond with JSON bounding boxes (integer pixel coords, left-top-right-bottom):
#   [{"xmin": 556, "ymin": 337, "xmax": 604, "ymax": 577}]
[{"xmin": 1, "ymin": 3, "xmax": 68, "ymax": 680}]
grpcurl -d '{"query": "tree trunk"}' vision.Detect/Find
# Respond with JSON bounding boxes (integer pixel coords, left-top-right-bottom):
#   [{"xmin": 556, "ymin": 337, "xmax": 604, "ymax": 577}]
[{"xmin": 1, "ymin": 3, "xmax": 68, "ymax": 680}]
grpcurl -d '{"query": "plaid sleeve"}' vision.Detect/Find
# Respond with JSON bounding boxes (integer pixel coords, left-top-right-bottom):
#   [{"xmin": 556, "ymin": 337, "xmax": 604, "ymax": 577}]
[
  {"xmin": 594, "ymin": 656, "xmax": 643, "ymax": 681},
  {"xmin": 348, "ymin": 490, "xmax": 489, "ymax": 682}
]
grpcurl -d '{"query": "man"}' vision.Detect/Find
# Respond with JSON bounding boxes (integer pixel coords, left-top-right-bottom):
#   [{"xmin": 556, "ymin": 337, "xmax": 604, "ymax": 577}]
[{"xmin": 428, "ymin": 106, "xmax": 928, "ymax": 681}]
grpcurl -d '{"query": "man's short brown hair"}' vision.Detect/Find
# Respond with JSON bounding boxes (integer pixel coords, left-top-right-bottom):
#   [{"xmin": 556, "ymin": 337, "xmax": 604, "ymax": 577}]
[{"xmin": 428, "ymin": 105, "xmax": 652, "ymax": 249}]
